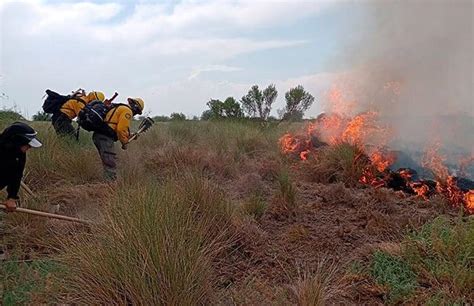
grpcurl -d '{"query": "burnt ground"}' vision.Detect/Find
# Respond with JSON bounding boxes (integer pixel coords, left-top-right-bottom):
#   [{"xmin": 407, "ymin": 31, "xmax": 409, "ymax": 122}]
[{"xmin": 219, "ymin": 172, "xmax": 456, "ymax": 304}]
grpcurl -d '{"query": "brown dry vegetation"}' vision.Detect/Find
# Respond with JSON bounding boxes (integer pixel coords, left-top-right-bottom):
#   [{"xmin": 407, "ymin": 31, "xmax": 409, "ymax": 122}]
[{"xmin": 1, "ymin": 120, "xmax": 472, "ymax": 305}]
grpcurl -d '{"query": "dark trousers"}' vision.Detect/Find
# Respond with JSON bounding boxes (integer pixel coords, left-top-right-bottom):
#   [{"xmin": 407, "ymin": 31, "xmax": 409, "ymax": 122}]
[
  {"xmin": 93, "ymin": 132, "xmax": 117, "ymax": 180},
  {"xmin": 52, "ymin": 112, "xmax": 75, "ymax": 137},
  {"xmin": 0, "ymin": 181, "xmax": 18, "ymax": 200}
]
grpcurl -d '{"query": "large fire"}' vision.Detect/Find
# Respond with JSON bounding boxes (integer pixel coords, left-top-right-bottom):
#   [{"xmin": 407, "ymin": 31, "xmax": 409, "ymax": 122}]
[{"xmin": 279, "ymin": 86, "xmax": 474, "ymax": 214}]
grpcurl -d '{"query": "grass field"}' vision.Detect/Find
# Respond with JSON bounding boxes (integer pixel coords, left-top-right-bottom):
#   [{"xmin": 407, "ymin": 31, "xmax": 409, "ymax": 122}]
[{"xmin": 1, "ymin": 119, "xmax": 472, "ymax": 305}]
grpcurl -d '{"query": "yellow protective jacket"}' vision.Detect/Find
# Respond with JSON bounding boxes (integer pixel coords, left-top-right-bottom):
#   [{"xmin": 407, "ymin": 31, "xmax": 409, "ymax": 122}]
[
  {"xmin": 60, "ymin": 97, "xmax": 88, "ymax": 120},
  {"xmin": 104, "ymin": 104, "xmax": 133, "ymax": 144}
]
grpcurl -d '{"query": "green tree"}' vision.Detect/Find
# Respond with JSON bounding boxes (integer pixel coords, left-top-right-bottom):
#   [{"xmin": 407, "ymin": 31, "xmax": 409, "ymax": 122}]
[
  {"xmin": 281, "ymin": 85, "xmax": 314, "ymax": 120},
  {"xmin": 170, "ymin": 112, "xmax": 186, "ymax": 121},
  {"xmin": 206, "ymin": 99, "xmax": 225, "ymax": 118},
  {"xmin": 262, "ymin": 84, "xmax": 278, "ymax": 120},
  {"xmin": 32, "ymin": 111, "xmax": 52, "ymax": 121},
  {"xmin": 203, "ymin": 97, "xmax": 243, "ymax": 120},
  {"xmin": 240, "ymin": 84, "xmax": 277, "ymax": 121},
  {"xmin": 222, "ymin": 97, "xmax": 243, "ymax": 118},
  {"xmin": 201, "ymin": 110, "xmax": 214, "ymax": 121},
  {"xmin": 241, "ymin": 85, "xmax": 260, "ymax": 117}
]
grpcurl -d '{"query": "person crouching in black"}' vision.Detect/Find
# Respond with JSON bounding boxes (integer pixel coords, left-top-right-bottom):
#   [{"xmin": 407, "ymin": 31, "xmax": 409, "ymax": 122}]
[{"xmin": 0, "ymin": 122, "xmax": 42, "ymax": 212}]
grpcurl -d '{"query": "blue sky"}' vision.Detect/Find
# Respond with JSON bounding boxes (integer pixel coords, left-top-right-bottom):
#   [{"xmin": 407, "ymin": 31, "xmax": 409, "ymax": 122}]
[{"xmin": 0, "ymin": 0, "xmax": 370, "ymax": 118}]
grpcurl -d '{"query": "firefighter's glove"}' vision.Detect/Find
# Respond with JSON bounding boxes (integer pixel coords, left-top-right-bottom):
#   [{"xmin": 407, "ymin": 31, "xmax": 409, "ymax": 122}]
[{"xmin": 121, "ymin": 143, "xmax": 128, "ymax": 150}]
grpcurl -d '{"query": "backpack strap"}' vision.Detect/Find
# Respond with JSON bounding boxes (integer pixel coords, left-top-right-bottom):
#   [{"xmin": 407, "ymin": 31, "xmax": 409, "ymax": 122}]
[
  {"xmin": 73, "ymin": 96, "xmax": 87, "ymax": 105},
  {"xmin": 73, "ymin": 96, "xmax": 86, "ymax": 142},
  {"xmin": 105, "ymin": 104, "xmax": 132, "ymax": 126},
  {"xmin": 60, "ymin": 96, "xmax": 86, "ymax": 112}
]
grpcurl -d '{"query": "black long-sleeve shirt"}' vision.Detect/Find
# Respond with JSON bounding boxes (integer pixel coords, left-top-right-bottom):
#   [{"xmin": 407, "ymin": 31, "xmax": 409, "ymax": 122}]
[{"xmin": 0, "ymin": 143, "xmax": 26, "ymax": 199}]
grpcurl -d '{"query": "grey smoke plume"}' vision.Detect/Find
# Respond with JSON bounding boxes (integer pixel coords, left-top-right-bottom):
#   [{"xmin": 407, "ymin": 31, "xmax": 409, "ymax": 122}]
[{"xmin": 324, "ymin": 0, "xmax": 473, "ymax": 159}]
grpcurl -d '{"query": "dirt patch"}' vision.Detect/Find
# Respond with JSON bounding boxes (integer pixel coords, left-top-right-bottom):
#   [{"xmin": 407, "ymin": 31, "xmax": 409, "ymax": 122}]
[
  {"xmin": 222, "ymin": 180, "xmax": 456, "ymax": 304},
  {"xmin": 44, "ymin": 182, "xmax": 111, "ymax": 221}
]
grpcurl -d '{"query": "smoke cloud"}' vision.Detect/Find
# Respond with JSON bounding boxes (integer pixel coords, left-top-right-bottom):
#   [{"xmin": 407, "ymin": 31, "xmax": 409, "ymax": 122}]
[{"xmin": 323, "ymin": 0, "xmax": 473, "ymax": 160}]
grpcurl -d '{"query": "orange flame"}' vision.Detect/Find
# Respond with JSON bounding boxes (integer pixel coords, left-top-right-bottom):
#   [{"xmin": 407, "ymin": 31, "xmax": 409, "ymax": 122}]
[
  {"xmin": 359, "ymin": 168, "xmax": 386, "ymax": 188},
  {"xmin": 439, "ymin": 176, "xmax": 467, "ymax": 209},
  {"xmin": 326, "ymin": 86, "xmax": 357, "ymax": 116},
  {"xmin": 278, "ymin": 82, "xmax": 472, "ymax": 214},
  {"xmin": 279, "ymin": 133, "xmax": 312, "ymax": 160},
  {"xmin": 279, "ymin": 133, "xmax": 299, "ymax": 154},
  {"xmin": 342, "ymin": 112, "xmax": 378, "ymax": 145},
  {"xmin": 370, "ymin": 151, "xmax": 396, "ymax": 172},
  {"xmin": 410, "ymin": 182, "xmax": 430, "ymax": 200},
  {"xmin": 465, "ymin": 190, "xmax": 474, "ymax": 213},
  {"xmin": 422, "ymin": 143, "xmax": 449, "ymax": 181}
]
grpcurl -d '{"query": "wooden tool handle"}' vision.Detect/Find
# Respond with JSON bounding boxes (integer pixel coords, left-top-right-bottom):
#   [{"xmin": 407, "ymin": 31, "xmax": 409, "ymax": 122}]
[
  {"xmin": 20, "ymin": 181, "xmax": 35, "ymax": 197},
  {"xmin": 0, "ymin": 204, "xmax": 93, "ymax": 225},
  {"xmin": 104, "ymin": 92, "xmax": 119, "ymax": 106}
]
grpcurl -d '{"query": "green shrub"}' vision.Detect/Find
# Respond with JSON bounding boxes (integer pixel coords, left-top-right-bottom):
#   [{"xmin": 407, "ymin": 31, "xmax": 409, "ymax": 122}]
[
  {"xmin": 0, "ymin": 109, "xmax": 24, "ymax": 122},
  {"xmin": 32, "ymin": 111, "xmax": 52, "ymax": 121},
  {"xmin": 403, "ymin": 216, "xmax": 474, "ymax": 303},
  {"xmin": 1, "ymin": 259, "xmax": 62, "ymax": 305},
  {"xmin": 370, "ymin": 251, "xmax": 417, "ymax": 303}
]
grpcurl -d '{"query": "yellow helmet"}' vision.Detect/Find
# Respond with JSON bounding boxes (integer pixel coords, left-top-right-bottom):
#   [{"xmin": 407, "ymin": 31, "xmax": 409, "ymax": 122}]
[
  {"xmin": 87, "ymin": 91, "xmax": 105, "ymax": 102},
  {"xmin": 127, "ymin": 97, "xmax": 145, "ymax": 115}
]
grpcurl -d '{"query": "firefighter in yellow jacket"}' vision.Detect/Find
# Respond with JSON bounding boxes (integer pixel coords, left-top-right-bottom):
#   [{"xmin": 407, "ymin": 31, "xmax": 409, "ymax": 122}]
[
  {"xmin": 93, "ymin": 97, "xmax": 144, "ymax": 180},
  {"xmin": 52, "ymin": 91, "xmax": 106, "ymax": 137}
]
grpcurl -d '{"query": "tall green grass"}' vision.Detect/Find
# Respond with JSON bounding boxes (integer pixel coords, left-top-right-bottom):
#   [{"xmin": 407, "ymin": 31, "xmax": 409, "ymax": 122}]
[
  {"xmin": 2, "ymin": 119, "xmax": 289, "ymax": 304},
  {"xmin": 276, "ymin": 168, "xmax": 298, "ymax": 210},
  {"xmin": 58, "ymin": 173, "xmax": 234, "ymax": 304},
  {"xmin": 363, "ymin": 216, "xmax": 474, "ymax": 304},
  {"xmin": 370, "ymin": 251, "xmax": 417, "ymax": 304},
  {"xmin": 1, "ymin": 258, "xmax": 62, "ymax": 305},
  {"xmin": 403, "ymin": 216, "xmax": 474, "ymax": 303},
  {"xmin": 26, "ymin": 124, "xmax": 102, "ymax": 185}
]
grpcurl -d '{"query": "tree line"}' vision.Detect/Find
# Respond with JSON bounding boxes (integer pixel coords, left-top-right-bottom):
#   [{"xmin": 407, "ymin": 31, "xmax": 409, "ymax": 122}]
[
  {"xmin": 201, "ymin": 84, "xmax": 314, "ymax": 121},
  {"xmin": 28, "ymin": 84, "xmax": 314, "ymax": 122}
]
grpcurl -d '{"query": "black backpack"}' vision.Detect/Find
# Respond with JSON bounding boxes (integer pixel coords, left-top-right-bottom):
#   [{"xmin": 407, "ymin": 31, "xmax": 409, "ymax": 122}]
[
  {"xmin": 76, "ymin": 100, "xmax": 114, "ymax": 132},
  {"xmin": 42, "ymin": 89, "xmax": 81, "ymax": 114}
]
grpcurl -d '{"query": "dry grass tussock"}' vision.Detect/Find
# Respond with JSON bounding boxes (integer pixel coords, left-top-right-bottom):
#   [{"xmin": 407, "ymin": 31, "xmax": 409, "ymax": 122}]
[
  {"xmin": 57, "ymin": 173, "xmax": 235, "ymax": 305},
  {"xmin": 301, "ymin": 142, "xmax": 369, "ymax": 187},
  {"xmin": 289, "ymin": 259, "xmax": 343, "ymax": 306}
]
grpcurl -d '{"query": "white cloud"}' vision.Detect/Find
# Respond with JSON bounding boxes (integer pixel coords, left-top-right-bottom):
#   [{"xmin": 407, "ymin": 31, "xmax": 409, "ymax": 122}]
[
  {"xmin": 188, "ymin": 65, "xmax": 242, "ymax": 80},
  {"xmin": 33, "ymin": 2, "xmax": 122, "ymax": 31},
  {"xmin": 91, "ymin": 0, "xmax": 333, "ymax": 42},
  {"xmin": 0, "ymin": 0, "xmax": 335, "ymax": 117},
  {"xmin": 143, "ymin": 38, "xmax": 307, "ymax": 59}
]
